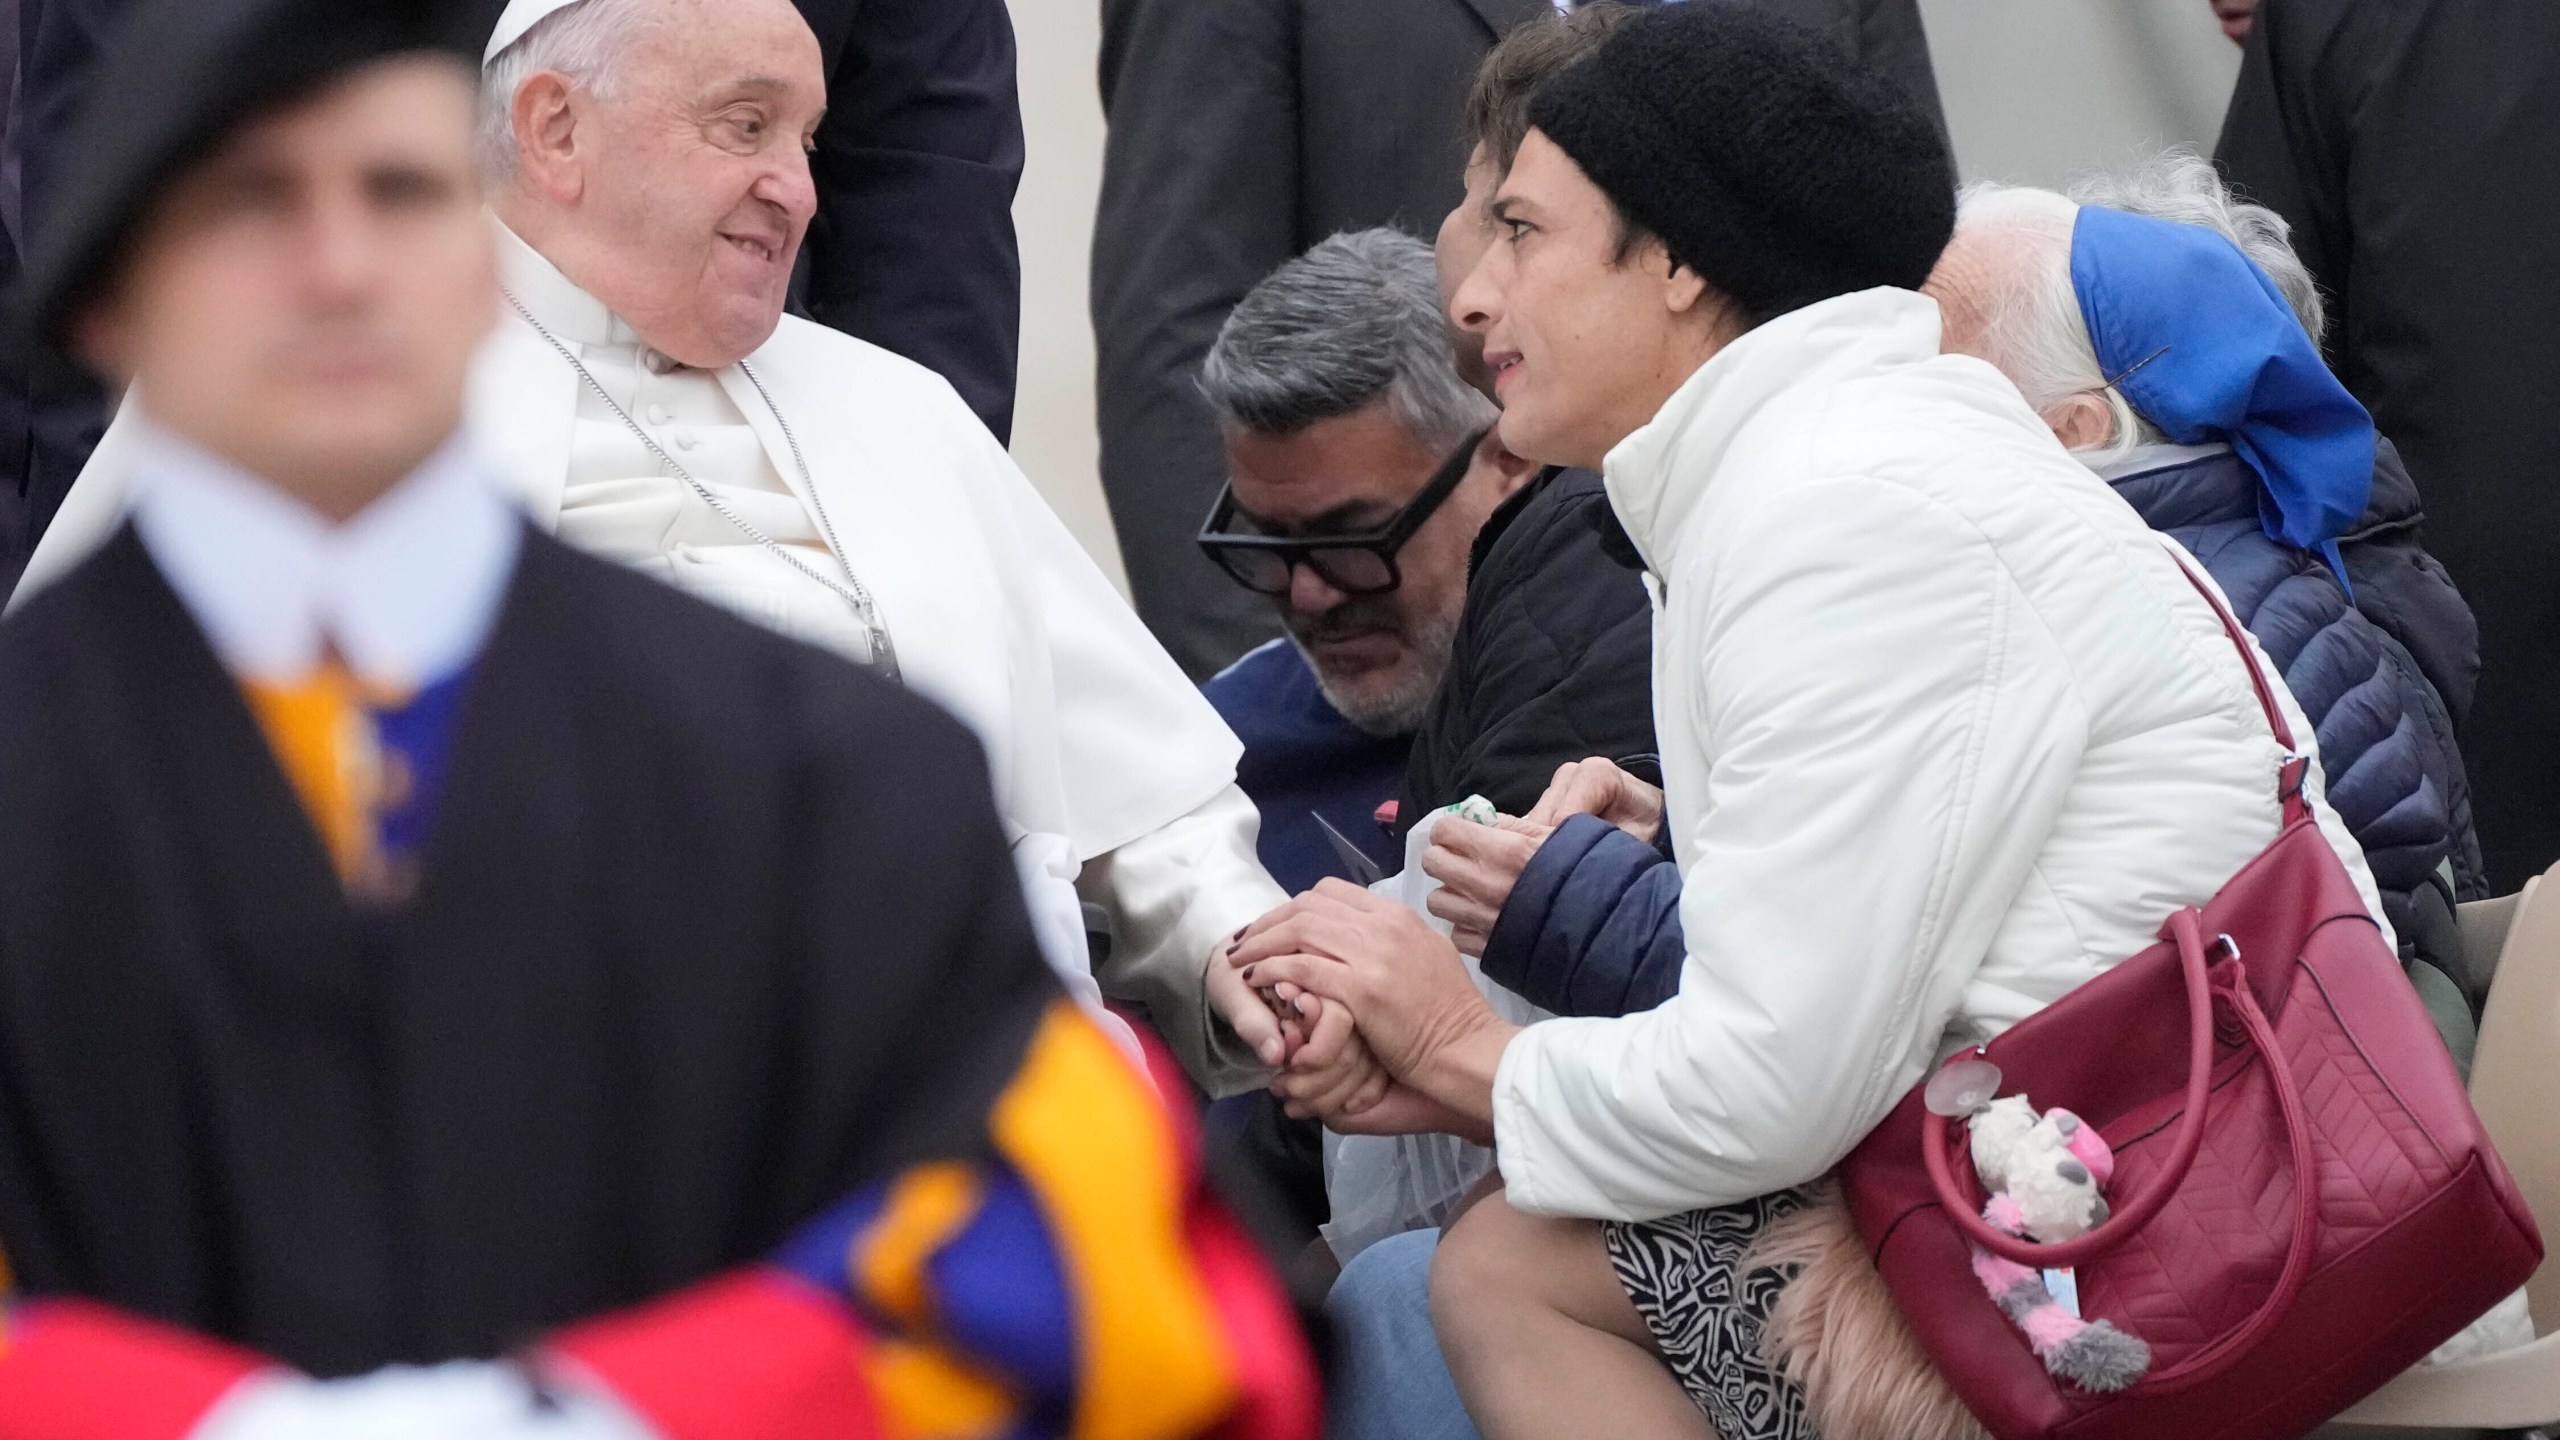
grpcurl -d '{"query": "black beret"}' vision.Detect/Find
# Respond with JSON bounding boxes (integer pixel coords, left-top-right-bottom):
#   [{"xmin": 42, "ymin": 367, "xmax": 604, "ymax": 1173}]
[
  {"xmin": 1526, "ymin": 1, "xmax": 1955, "ymax": 325},
  {"xmin": 21, "ymin": 0, "xmax": 481, "ymax": 359}
]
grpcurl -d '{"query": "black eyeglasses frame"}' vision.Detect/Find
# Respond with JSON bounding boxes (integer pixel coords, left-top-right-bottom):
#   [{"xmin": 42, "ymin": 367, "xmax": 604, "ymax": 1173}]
[{"xmin": 1196, "ymin": 426, "xmax": 1491, "ymax": 598}]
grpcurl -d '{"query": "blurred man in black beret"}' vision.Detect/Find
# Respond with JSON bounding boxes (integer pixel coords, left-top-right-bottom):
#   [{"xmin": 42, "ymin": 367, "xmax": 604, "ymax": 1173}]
[{"xmin": 0, "ymin": 0, "xmax": 1314, "ymax": 1434}]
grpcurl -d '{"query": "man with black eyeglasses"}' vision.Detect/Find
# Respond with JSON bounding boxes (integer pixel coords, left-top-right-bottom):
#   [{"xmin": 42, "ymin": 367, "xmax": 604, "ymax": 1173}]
[
  {"xmin": 1198, "ymin": 230, "xmax": 1537, "ymax": 897},
  {"xmin": 1193, "ymin": 230, "xmax": 1535, "ymax": 1259}
]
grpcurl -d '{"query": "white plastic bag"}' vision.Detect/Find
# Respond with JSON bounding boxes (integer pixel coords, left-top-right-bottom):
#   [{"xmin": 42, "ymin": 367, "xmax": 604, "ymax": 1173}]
[{"xmin": 1319, "ymin": 801, "xmax": 1551, "ymax": 1264}]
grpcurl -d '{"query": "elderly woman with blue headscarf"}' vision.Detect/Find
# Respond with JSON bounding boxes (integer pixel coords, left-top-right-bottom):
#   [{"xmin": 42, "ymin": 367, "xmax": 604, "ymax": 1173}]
[{"xmin": 1928, "ymin": 152, "xmax": 2485, "ymax": 1042}]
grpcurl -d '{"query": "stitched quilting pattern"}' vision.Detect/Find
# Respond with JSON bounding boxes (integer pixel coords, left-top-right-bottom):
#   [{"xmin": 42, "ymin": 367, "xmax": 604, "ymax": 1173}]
[{"xmin": 2071, "ymin": 966, "xmax": 2446, "ymax": 1368}]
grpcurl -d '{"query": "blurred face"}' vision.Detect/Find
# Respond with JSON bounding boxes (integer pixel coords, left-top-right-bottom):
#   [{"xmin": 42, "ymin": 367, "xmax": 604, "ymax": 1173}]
[
  {"xmin": 78, "ymin": 57, "xmax": 493, "ymax": 521},
  {"xmin": 1436, "ymin": 145, "xmax": 1503, "ymax": 394},
  {"xmin": 1225, "ymin": 402, "xmax": 1530, "ymax": 735},
  {"xmin": 499, "ymin": 0, "xmax": 825, "ymax": 367},
  {"xmin": 2209, "ymin": 0, "xmax": 2259, "ymax": 45},
  {"xmin": 1448, "ymin": 130, "xmax": 1736, "ymax": 471}
]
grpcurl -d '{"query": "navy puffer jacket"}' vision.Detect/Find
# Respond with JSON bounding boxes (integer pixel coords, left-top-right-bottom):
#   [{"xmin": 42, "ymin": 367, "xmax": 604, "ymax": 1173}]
[
  {"xmin": 1481, "ymin": 444, "xmax": 2482, "ymax": 1019},
  {"xmin": 2109, "ymin": 446, "xmax": 2483, "ymax": 911}
]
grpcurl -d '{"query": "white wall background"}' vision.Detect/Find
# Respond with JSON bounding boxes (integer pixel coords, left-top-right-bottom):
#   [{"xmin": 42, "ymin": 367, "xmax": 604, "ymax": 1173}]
[
  {"xmin": 1005, "ymin": 0, "xmax": 1123, "ymax": 589},
  {"xmin": 1003, "ymin": 0, "xmax": 2246, "ymax": 594},
  {"xmin": 1920, "ymin": 0, "xmax": 2241, "ymax": 188}
]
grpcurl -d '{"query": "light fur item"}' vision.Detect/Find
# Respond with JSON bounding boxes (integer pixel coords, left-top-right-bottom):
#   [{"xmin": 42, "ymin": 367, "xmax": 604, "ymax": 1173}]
[{"xmin": 1747, "ymin": 1183, "xmax": 1989, "ymax": 1440}]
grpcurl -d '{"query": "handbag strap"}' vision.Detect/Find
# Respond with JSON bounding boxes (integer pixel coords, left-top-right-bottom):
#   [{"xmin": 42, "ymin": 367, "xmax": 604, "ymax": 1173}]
[
  {"xmin": 1921, "ymin": 910, "xmax": 2323, "ymax": 1390},
  {"xmin": 1910, "ymin": 545, "xmax": 2331, "ymax": 1384},
  {"xmin": 2159, "ymin": 542, "xmax": 2313, "ymax": 827},
  {"xmin": 2131, "ymin": 947, "xmax": 2322, "ymax": 1393},
  {"xmin": 1923, "ymin": 908, "xmax": 2216, "ymax": 1267},
  {"xmin": 1914, "ymin": 545, "xmax": 2321, "ymax": 1262}
]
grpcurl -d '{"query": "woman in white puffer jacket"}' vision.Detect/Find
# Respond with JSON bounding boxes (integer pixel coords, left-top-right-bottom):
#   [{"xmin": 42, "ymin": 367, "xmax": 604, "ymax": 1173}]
[{"xmin": 1225, "ymin": 10, "xmax": 2386, "ymax": 1440}]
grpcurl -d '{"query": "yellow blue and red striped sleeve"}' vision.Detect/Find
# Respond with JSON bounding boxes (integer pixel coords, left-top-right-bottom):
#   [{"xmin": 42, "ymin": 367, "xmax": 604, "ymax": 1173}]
[
  {"xmin": 557, "ymin": 1002, "xmax": 1321, "ymax": 1440},
  {"xmin": 775, "ymin": 1001, "xmax": 1319, "ymax": 1440},
  {"xmin": 0, "ymin": 1005, "xmax": 1320, "ymax": 1440}
]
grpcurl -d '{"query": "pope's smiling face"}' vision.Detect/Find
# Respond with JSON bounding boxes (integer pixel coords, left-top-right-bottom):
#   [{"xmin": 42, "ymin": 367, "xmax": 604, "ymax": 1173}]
[{"xmin": 503, "ymin": 0, "xmax": 825, "ymax": 368}]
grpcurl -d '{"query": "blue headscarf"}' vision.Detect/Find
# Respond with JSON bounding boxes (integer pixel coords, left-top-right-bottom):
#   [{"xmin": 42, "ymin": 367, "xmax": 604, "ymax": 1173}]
[{"xmin": 2069, "ymin": 205, "xmax": 2374, "ymax": 588}]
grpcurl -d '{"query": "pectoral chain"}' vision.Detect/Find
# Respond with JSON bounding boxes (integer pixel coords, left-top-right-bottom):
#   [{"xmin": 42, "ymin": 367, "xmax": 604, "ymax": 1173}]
[{"xmin": 504, "ymin": 291, "xmax": 900, "ymax": 682}]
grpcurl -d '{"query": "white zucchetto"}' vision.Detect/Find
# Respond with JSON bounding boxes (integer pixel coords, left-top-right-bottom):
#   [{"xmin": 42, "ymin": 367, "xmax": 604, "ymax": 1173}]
[{"xmin": 484, "ymin": 0, "xmax": 585, "ymax": 62}]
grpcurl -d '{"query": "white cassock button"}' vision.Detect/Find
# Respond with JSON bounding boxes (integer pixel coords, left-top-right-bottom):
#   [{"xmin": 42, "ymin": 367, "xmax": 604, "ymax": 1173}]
[
  {"xmin": 646, "ymin": 403, "xmax": 670, "ymax": 427},
  {"xmin": 672, "ymin": 428, "xmax": 699, "ymax": 451}
]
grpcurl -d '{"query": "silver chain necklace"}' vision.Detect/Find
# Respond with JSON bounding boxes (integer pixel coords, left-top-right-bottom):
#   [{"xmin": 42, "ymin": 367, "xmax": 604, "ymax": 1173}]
[{"xmin": 504, "ymin": 291, "xmax": 899, "ymax": 682}]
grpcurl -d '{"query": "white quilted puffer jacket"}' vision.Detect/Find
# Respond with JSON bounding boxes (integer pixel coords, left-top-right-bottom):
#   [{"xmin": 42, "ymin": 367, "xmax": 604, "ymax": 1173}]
[{"xmin": 1491, "ymin": 288, "xmax": 2386, "ymax": 1223}]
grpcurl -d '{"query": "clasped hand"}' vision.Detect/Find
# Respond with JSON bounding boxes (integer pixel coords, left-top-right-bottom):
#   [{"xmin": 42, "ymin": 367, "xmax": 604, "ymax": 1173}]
[
  {"xmin": 1227, "ymin": 879, "xmax": 1506, "ymax": 1142},
  {"xmin": 1206, "ymin": 760, "xmax": 1666, "ymax": 1139}
]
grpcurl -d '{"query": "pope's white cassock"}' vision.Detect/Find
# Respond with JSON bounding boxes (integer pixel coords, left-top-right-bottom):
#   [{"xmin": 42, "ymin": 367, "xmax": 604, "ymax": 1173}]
[{"xmin": 16, "ymin": 222, "xmax": 1287, "ymax": 1092}]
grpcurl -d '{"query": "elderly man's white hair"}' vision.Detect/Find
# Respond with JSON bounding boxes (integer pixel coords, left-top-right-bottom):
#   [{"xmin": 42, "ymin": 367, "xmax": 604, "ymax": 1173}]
[
  {"xmin": 477, "ymin": 0, "xmax": 664, "ymax": 183},
  {"xmin": 1953, "ymin": 150, "xmax": 2327, "ymax": 462}
]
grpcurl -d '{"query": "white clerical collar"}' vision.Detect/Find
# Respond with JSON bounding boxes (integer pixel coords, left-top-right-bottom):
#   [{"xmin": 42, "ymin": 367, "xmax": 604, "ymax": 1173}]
[
  {"xmin": 493, "ymin": 217, "xmax": 661, "ymax": 356},
  {"xmin": 127, "ymin": 415, "xmax": 523, "ymax": 691}
]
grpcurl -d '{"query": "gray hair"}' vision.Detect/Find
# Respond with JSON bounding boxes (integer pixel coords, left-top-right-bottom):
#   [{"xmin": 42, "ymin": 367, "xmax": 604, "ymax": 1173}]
[
  {"xmin": 1201, "ymin": 229, "xmax": 1496, "ymax": 453},
  {"xmin": 477, "ymin": 0, "xmax": 661, "ymax": 184},
  {"xmin": 1953, "ymin": 150, "xmax": 2327, "ymax": 461}
]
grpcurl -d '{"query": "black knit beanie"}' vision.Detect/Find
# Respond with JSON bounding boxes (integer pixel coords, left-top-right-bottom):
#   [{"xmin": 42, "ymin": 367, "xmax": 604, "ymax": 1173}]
[{"xmin": 1525, "ymin": 1, "xmax": 1954, "ymax": 325}]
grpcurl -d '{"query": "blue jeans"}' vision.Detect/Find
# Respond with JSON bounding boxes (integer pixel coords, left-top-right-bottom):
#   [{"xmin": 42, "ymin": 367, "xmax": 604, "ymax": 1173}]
[{"xmin": 1325, "ymin": 1229, "xmax": 1485, "ymax": 1440}]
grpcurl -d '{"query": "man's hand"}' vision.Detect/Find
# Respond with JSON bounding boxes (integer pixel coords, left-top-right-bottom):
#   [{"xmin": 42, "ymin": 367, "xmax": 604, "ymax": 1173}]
[
  {"xmin": 1524, "ymin": 757, "xmax": 1666, "ymax": 843},
  {"xmin": 1422, "ymin": 815, "xmax": 1550, "ymax": 956},
  {"xmin": 1227, "ymin": 881, "xmax": 1515, "ymax": 1128}
]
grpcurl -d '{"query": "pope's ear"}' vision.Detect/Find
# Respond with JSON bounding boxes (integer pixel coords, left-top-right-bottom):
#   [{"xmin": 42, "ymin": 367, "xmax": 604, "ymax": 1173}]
[{"xmin": 508, "ymin": 70, "xmax": 585, "ymax": 202}]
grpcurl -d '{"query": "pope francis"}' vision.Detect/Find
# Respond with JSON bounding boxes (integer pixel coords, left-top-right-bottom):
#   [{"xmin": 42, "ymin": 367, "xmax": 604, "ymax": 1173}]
[{"xmin": 15, "ymin": 0, "xmax": 1291, "ymax": 1090}]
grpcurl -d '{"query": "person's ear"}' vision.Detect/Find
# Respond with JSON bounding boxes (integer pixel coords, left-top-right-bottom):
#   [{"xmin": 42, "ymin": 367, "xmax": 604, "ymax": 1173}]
[
  {"xmin": 2041, "ymin": 391, "xmax": 2119, "ymax": 451},
  {"xmin": 1471, "ymin": 427, "xmax": 1542, "ymax": 504},
  {"xmin": 1659, "ymin": 248, "xmax": 1710, "ymax": 315},
  {"xmin": 71, "ymin": 297, "xmax": 137, "ymax": 388},
  {"xmin": 510, "ymin": 72, "xmax": 586, "ymax": 203}
]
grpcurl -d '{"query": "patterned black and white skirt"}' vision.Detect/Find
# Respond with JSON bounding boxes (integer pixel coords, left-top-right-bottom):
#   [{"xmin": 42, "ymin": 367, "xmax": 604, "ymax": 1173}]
[{"xmin": 1603, "ymin": 1190, "xmax": 1818, "ymax": 1440}]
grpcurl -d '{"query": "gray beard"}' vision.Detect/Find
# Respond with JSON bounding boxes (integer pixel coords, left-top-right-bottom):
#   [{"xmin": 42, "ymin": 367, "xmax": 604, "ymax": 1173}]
[{"xmin": 1288, "ymin": 608, "xmax": 1460, "ymax": 738}]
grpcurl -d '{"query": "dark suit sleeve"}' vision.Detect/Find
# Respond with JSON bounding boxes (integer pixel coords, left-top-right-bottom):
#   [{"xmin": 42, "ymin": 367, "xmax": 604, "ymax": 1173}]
[
  {"xmin": 2215, "ymin": 0, "xmax": 2353, "ymax": 340},
  {"xmin": 800, "ymin": 0, "xmax": 1025, "ymax": 443},
  {"xmin": 1090, "ymin": 0, "xmax": 1295, "ymax": 679}
]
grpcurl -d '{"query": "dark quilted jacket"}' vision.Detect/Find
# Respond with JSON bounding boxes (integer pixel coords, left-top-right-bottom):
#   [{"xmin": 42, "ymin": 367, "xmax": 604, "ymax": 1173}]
[
  {"xmin": 2339, "ymin": 438, "xmax": 2479, "ymax": 730},
  {"xmin": 1395, "ymin": 466, "xmax": 1657, "ymax": 833},
  {"xmin": 2110, "ymin": 446, "xmax": 2483, "ymax": 914},
  {"xmin": 1480, "ymin": 445, "xmax": 2483, "ymax": 1022}
]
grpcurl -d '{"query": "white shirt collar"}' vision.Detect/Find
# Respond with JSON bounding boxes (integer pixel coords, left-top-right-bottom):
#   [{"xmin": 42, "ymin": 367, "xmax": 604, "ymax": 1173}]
[{"xmin": 127, "ymin": 415, "xmax": 523, "ymax": 690}]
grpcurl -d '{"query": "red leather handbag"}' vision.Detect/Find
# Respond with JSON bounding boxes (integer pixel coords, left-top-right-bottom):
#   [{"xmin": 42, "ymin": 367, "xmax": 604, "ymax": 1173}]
[{"xmin": 1838, "ymin": 556, "xmax": 2542, "ymax": 1440}]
